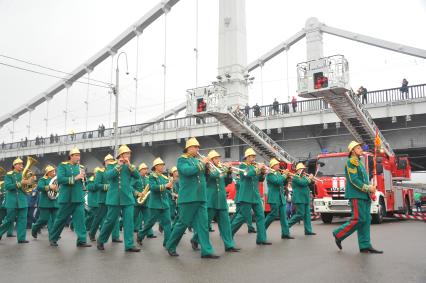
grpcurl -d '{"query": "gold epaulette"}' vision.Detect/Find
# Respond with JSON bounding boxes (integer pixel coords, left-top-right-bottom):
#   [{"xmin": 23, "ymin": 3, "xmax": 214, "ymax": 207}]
[
  {"xmin": 98, "ymin": 167, "xmax": 105, "ymax": 172},
  {"xmin": 61, "ymin": 161, "xmax": 69, "ymax": 165},
  {"xmin": 349, "ymin": 157, "xmax": 359, "ymax": 167},
  {"xmin": 6, "ymin": 171, "xmax": 13, "ymax": 175},
  {"xmin": 89, "ymin": 176, "xmax": 94, "ymax": 181},
  {"xmin": 43, "ymin": 176, "xmax": 48, "ymax": 179},
  {"xmin": 180, "ymin": 154, "xmax": 189, "ymax": 159}
]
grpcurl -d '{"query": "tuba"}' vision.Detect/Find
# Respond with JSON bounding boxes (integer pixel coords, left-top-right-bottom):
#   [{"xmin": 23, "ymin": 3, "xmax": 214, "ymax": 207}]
[
  {"xmin": 22, "ymin": 156, "xmax": 38, "ymax": 194},
  {"xmin": 47, "ymin": 176, "xmax": 59, "ymax": 200},
  {"xmin": 137, "ymin": 184, "xmax": 151, "ymax": 205}
]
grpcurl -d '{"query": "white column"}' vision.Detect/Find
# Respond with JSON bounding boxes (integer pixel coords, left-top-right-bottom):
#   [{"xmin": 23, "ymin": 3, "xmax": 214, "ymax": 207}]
[{"xmin": 305, "ymin": 17, "xmax": 324, "ymax": 61}]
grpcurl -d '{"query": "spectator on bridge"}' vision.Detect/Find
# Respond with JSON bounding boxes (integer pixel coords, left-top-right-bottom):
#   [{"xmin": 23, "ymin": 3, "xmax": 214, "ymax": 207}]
[
  {"xmin": 1, "ymin": 141, "xmax": 4, "ymax": 149},
  {"xmin": 244, "ymin": 103, "xmax": 250, "ymax": 117},
  {"xmin": 414, "ymin": 191, "xmax": 422, "ymax": 213},
  {"xmin": 55, "ymin": 134, "xmax": 59, "ymax": 143},
  {"xmin": 24, "ymin": 137, "xmax": 28, "ymax": 147},
  {"xmin": 291, "ymin": 96, "xmax": 297, "ymax": 112},
  {"xmin": 50, "ymin": 134, "xmax": 54, "ymax": 144},
  {"xmin": 282, "ymin": 103, "xmax": 289, "ymax": 114},
  {"xmin": 272, "ymin": 98, "xmax": 279, "ymax": 114},
  {"xmin": 400, "ymin": 78, "xmax": 409, "ymax": 99},
  {"xmin": 357, "ymin": 86, "xmax": 368, "ymax": 104},
  {"xmin": 253, "ymin": 103, "xmax": 261, "ymax": 117},
  {"xmin": 88, "ymin": 131, "xmax": 93, "ymax": 139}
]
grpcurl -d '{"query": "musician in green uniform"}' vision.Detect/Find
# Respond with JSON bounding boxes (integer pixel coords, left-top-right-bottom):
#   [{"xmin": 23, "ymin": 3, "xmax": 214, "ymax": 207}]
[
  {"xmin": 167, "ymin": 166, "xmax": 178, "ymax": 224},
  {"xmin": 49, "ymin": 148, "xmax": 91, "ymax": 247},
  {"xmin": 264, "ymin": 158, "xmax": 294, "ymax": 239},
  {"xmin": 132, "ymin": 162, "xmax": 155, "ymax": 237},
  {"xmin": 0, "ymin": 158, "xmax": 31, "ymax": 243},
  {"xmin": 191, "ymin": 150, "xmax": 240, "ymax": 252},
  {"xmin": 233, "ymin": 174, "xmax": 256, "ymax": 233},
  {"xmin": 137, "ymin": 158, "xmax": 172, "ymax": 247},
  {"xmin": 31, "ymin": 165, "xmax": 59, "ymax": 238},
  {"xmin": 231, "ymin": 148, "xmax": 271, "ymax": 245},
  {"xmin": 89, "ymin": 154, "xmax": 120, "ymax": 242},
  {"xmin": 287, "ymin": 163, "xmax": 316, "ymax": 236},
  {"xmin": 97, "ymin": 145, "xmax": 140, "ymax": 252},
  {"xmin": 333, "ymin": 141, "xmax": 383, "ymax": 254},
  {"xmin": 0, "ymin": 169, "xmax": 15, "ymax": 238},
  {"xmin": 85, "ymin": 168, "xmax": 99, "ymax": 234},
  {"xmin": 165, "ymin": 137, "xmax": 219, "ymax": 258}
]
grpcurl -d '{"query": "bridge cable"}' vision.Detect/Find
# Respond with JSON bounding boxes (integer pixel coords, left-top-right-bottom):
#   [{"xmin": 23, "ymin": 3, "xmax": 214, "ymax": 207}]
[
  {"xmin": 162, "ymin": 10, "xmax": 168, "ymax": 122},
  {"xmin": 194, "ymin": 0, "xmax": 199, "ymax": 87},
  {"xmin": 135, "ymin": 34, "xmax": 140, "ymax": 124}
]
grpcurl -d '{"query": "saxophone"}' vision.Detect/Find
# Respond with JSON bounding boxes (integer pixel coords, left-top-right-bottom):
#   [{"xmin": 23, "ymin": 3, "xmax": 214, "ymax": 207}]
[
  {"xmin": 137, "ymin": 184, "xmax": 150, "ymax": 205},
  {"xmin": 22, "ymin": 156, "xmax": 38, "ymax": 194}
]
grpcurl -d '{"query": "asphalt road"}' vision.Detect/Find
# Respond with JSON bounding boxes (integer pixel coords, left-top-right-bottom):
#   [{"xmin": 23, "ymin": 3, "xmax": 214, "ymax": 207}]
[{"xmin": 0, "ymin": 218, "xmax": 425, "ymax": 283}]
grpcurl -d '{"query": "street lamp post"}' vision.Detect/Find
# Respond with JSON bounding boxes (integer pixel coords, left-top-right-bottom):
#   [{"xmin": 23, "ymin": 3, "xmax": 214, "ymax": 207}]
[{"xmin": 114, "ymin": 52, "xmax": 129, "ymax": 157}]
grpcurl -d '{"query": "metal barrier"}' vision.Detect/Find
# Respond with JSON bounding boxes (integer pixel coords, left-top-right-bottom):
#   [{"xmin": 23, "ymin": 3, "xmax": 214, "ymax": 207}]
[{"xmin": 1, "ymin": 83, "xmax": 425, "ymax": 152}]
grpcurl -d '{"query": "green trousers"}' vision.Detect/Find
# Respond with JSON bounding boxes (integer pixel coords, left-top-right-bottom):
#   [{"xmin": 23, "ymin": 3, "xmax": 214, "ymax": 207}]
[
  {"xmin": 32, "ymin": 207, "xmax": 58, "ymax": 235},
  {"xmin": 138, "ymin": 208, "xmax": 171, "ymax": 246},
  {"xmin": 265, "ymin": 203, "xmax": 290, "ymax": 237},
  {"xmin": 0, "ymin": 208, "xmax": 27, "ymax": 241},
  {"xmin": 193, "ymin": 208, "xmax": 235, "ymax": 249},
  {"xmin": 85, "ymin": 207, "xmax": 98, "ymax": 232},
  {"xmin": 98, "ymin": 205, "xmax": 134, "ymax": 250},
  {"xmin": 49, "ymin": 203, "xmax": 87, "ymax": 244},
  {"xmin": 0, "ymin": 207, "xmax": 14, "ymax": 236},
  {"xmin": 233, "ymin": 203, "xmax": 255, "ymax": 231},
  {"xmin": 288, "ymin": 203, "xmax": 313, "ymax": 234},
  {"xmin": 89, "ymin": 204, "xmax": 119, "ymax": 240},
  {"xmin": 333, "ymin": 198, "xmax": 372, "ymax": 250},
  {"xmin": 231, "ymin": 202, "xmax": 267, "ymax": 243},
  {"xmin": 134, "ymin": 205, "xmax": 154, "ymax": 236},
  {"xmin": 166, "ymin": 202, "xmax": 215, "ymax": 256}
]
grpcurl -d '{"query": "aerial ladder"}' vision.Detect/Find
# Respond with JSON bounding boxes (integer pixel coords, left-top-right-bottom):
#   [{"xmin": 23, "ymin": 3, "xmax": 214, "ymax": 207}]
[{"xmin": 186, "ymin": 85, "xmax": 296, "ymax": 165}]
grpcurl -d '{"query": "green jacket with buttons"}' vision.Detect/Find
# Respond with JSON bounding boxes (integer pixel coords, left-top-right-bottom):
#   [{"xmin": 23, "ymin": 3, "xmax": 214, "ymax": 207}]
[
  {"xmin": 4, "ymin": 170, "xmax": 28, "ymax": 209},
  {"xmin": 206, "ymin": 167, "xmax": 232, "ymax": 210},
  {"xmin": 147, "ymin": 172, "xmax": 170, "ymax": 209},
  {"xmin": 94, "ymin": 168, "xmax": 109, "ymax": 204},
  {"xmin": 266, "ymin": 170, "xmax": 287, "ymax": 205},
  {"xmin": 176, "ymin": 154, "xmax": 207, "ymax": 204},
  {"xmin": 57, "ymin": 162, "xmax": 85, "ymax": 204},
  {"xmin": 86, "ymin": 176, "xmax": 99, "ymax": 207},
  {"xmin": 291, "ymin": 173, "xmax": 311, "ymax": 204},
  {"xmin": 238, "ymin": 163, "xmax": 262, "ymax": 204},
  {"xmin": 345, "ymin": 156, "xmax": 370, "ymax": 200},
  {"xmin": 37, "ymin": 176, "xmax": 59, "ymax": 208},
  {"xmin": 105, "ymin": 163, "xmax": 140, "ymax": 206}
]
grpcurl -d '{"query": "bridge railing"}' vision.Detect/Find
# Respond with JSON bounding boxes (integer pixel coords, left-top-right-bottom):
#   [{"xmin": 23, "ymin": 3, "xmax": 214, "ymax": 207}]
[{"xmin": 1, "ymin": 83, "xmax": 425, "ymax": 152}]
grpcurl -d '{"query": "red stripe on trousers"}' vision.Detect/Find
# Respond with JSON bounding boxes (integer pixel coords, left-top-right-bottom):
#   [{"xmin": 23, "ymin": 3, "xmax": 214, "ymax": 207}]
[{"xmin": 336, "ymin": 199, "xmax": 359, "ymax": 239}]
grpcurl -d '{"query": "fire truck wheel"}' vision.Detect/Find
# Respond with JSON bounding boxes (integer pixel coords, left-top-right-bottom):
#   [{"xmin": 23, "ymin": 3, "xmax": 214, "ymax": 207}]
[
  {"xmin": 372, "ymin": 198, "xmax": 385, "ymax": 224},
  {"xmin": 320, "ymin": 214, "xmax": 333, "ymax": 224}
]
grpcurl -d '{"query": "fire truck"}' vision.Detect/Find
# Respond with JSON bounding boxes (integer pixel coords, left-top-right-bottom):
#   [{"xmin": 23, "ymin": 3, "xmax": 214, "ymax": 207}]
[{"xmin": 297, "ymin": 54, "xmax": 416, "ymax": 224}]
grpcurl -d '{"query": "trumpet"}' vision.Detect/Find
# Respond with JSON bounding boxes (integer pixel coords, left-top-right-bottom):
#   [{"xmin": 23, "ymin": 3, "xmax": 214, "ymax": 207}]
[
  {"xmin": 286, "ymin": 171, "xmax": 323, "ymax": 183},
  {"xmin": 169, "ymin": 176, "xmax": 178, "ymax": 200},
  {"xmin": 78, "ymin": 163, "xmax": 87, "ymax": 191},
  {"xmin": 197, "ymin": 153, "xmax": 222, "ymax": 174}
]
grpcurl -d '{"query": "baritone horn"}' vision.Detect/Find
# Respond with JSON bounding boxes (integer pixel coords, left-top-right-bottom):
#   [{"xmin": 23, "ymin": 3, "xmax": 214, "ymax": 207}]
[
  {"xmin": 22, "ymin": 156, "xmax": 38, "ymax": 194},
  {"xmin": 48, "ymin": 176, "xmax": 59, "ymax": 200}
]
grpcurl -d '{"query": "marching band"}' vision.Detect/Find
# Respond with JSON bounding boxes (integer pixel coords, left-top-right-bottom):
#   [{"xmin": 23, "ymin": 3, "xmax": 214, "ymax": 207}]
[{"xmin": 0, "ymin": 138, "xmax": 380, "ymax": 256}]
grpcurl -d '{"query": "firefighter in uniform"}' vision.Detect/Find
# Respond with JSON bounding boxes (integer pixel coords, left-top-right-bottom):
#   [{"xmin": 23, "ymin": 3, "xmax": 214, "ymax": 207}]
[
  {"xmin": 89, "ymin": 154, "xmax": 120, "ymax": 242},
  {"xmin": 97, "ymin": 145, "xmax": 140, "ymax": 252},
  {"xmin": 137, "ymin": 158, "xmax": 172, "ymax": 247},
  {"xmin": 231, "ymin": 148, "xmax": 271, "ymax": 245},
  {"xmin": 85, "ymin": 169, "xmax": 99, "ymax": 233},
  {"xmin": 165, "ymin": 137, "xmax": 219, "ymax": 258},
  {"xmin": 31, "ymin": 165, "xmax": 59, "ymax": 238},
  {"xmin": 0, "ymin": 158, "xmax": 30, "ymax": 243},
  {"xmin": 0, "ymin": 173, "xmax": 15, "ymax": 238},
  {"xmin": 49, "ymin": 148, "xmax": 91, "ymax": 247},
  {"xmin": 333, "ymin": 141, "xmax": 383, "ymax": 254},
  {"xmin": 132, "ymin": 162, "xmax": 155, "ymax": 237},
  {"xmin": 264, "ymin": 158, "xmax": 294, "ymax": 239},
  {"xmin": 287, "ymin": 163, "xmax": 316, "ymax": 236},
  {"xmin": 191, "ymin": 150, "xmax": 240, "ymax": 252}
]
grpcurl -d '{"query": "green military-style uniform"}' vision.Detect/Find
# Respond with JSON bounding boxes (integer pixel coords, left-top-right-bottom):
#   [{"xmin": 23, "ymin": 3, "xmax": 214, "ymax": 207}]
[
  {"xmin": 333, "ymin": 156, "xmax": 372, "ymax": 250},
  {"xmin": 89, "ymin": 168, "xmax": 119, "ymax": 241},
  {"xmin": 167, "ymin": 181, "xmax": 178, "ymax": 222},
  {"xmin": 49, "ymin": 162, "xmax": 88, "ymax": 245},
  {"xmin": 231, "ymin": 162, "xmax": 268, "ymax": 244},
  {"xmin": 0, "ymin": 170, "xmax": 28, "ymax": 241},
  {"xmin": 0, "ymin": 182, "xmax": 14, "ymax": 237},
  {"xmin": 31, "ymin": 176, "xmax": 59, "ymax": 236},
  {"xmin": 165, "ymin": 154, "xmax": 216, "ymax": 256},
  {"xmin": 288, "ymin": 173, "xmax": 314, "ymax": 234},
  {"xmin": 131, "ymin": 174, "xmax": 154, "ymax": 236},
  {"xmin": 192, "ymin": 166, "xmax": 236, "ymax": 250},
  {"xmin": 85, "ymin": 176, "xmax": 98, "ymax": 232},
  {"xmin": 264, "ymin": 170, "xmax": 291, "ymax": 237},
  {"xmin": 137, "ymin": 172, "xmax": 171, "ymax": 246},
  {"xmin": 233, "ymin": 177, "xmax": 255, "ymax": 232},
  {"xmin": 97, "ymin": 162, "xmax": 140, "ymax": 250}
]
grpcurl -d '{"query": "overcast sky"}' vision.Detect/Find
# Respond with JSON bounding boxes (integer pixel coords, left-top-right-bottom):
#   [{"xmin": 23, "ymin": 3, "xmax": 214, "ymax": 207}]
[{"xmin": 0, "ymin": 0, "xmax": 425, "ymax": 143}]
